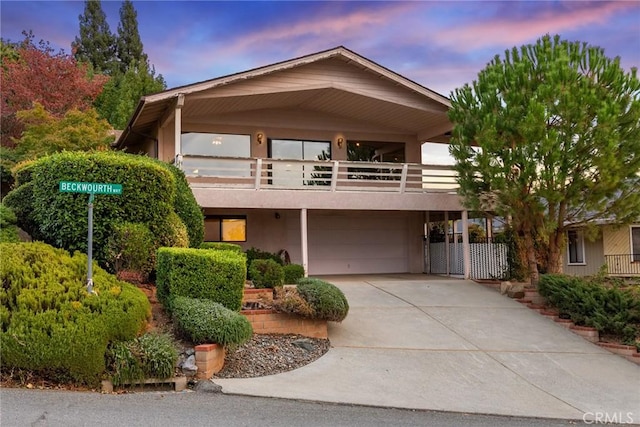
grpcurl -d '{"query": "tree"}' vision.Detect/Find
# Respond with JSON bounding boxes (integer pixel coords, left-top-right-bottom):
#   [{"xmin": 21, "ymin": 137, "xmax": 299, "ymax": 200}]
[
  {"xmin": 1, "ymin": 32, "xmax": 108, "ymax": 146},
  {"xmin": 448, "ymin": 34, "xmax": 640, "ymax": 285},
  {"xmin": 73, "ymin": 0, "xmax": 116, "ymax": 74},
  {"xmin": 115, "ymin": 0, "xmax": 146, "ymax": 74}
]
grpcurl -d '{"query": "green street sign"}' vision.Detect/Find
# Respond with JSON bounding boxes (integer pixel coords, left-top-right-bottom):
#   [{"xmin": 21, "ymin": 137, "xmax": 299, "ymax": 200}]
[{"xmin": 59, "ymin": 181, "xmax": 122, "ymax": 195}]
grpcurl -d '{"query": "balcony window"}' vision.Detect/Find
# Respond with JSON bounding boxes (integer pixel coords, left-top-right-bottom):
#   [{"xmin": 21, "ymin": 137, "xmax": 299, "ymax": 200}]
[
  {"xmin": 567, "ymin": 229, "xmax": 585, "ymax": 265},
  {"xmin": 181, "ymin": 133, "xmax": 251, "ymax": 177},
  {"xmin": 205, "ymin": 216, "xmax": 247, "ymax": 242}
]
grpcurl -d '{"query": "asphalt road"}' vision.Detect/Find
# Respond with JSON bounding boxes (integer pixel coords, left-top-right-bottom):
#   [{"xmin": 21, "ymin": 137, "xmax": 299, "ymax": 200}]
[{"xmin": 0, "ymin": 389, "xmax": 579, "ymax": 427}]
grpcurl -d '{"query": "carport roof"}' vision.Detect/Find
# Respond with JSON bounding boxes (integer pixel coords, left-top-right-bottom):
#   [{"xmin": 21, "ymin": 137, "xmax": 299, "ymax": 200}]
[{"xmin": 115, "ymin": 46, "xmax": 453, "ymax": 148}]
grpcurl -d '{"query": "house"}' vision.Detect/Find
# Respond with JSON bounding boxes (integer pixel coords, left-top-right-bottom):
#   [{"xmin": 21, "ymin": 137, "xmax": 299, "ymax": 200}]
[
  {"xmin": 115, "ymin": 46, "xmax": 477, "ymax": 276},
  {"xmin": 565, "ymin": 223, "xmax": 640, "ymax": 277}
]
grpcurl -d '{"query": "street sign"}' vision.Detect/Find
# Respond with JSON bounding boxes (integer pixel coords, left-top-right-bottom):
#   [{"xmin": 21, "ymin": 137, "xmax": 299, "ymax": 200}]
[
  {"xmin": 58, "ymin": 180, "xmax": 122, "ymax": 293},
  {"xmin": 59, "ymin": 181, "xmax": 122, "ymax": 195}
]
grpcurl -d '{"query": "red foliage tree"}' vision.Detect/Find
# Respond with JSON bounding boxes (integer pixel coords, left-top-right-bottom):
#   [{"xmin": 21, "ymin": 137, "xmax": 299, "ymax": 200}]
[{"xmin": 1, "ymin": 35, "xmax": 109, "ymax": 146}]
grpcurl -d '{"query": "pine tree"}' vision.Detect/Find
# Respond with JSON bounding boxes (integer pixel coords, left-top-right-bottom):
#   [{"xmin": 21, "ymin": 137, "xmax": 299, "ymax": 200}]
[
  {"xmin": 116, "ymin": 0, "xmax": 146, "ymax": 74},
  {"xmin": 73, "ymin": 0, "xmax": 116, "ymax": 74},
  {"xmin": 448, "ymin": 34, "xmax": 640, "ymax": 285}
]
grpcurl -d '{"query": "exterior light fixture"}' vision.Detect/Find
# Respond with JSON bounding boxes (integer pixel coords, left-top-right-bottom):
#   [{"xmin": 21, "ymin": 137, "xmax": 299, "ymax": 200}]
[
  {"xmin": 257, "ymin": 133, "xmax": 264, "ymax": 144},
  {"xmin": 337, "ymin": 137, "xmax": 344, "ymax": 148}
]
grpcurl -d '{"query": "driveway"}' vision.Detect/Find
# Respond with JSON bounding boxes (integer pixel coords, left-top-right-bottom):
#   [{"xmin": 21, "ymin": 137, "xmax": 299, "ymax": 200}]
[{"xmin": 213, "ymin": 275, "xmax": 640, "ymax": 421}]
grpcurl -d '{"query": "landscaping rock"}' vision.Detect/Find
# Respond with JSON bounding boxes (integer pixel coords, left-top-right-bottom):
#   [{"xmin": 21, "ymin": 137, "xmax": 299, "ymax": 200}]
[
  {"xmin": 194, "ymin": 380, "xmax": 223, "ymax": 393},
  {"xmin": 500, "ymin": 281, "xmax": 511, "ymax": 295},
  {"xmin": 181, "ymin": 355, "xmax": 198, "ymax": 377},
  {"xmin": 292, "ymin": 338, "xmax": 315, "ymax": 352}
]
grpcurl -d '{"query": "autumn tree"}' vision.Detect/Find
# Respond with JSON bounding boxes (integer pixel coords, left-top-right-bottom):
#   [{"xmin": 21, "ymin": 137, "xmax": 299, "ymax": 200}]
[
  {"xmin": 73, "ymin": 0, "xmax": 116, "ymax": 74},
  {"xmin": 1, "ymin": 32, "xmax": 108, "ymax": 147},
  {"xmin": 449, "ymin": 34, "xmax": 640, "ymax": 285}
]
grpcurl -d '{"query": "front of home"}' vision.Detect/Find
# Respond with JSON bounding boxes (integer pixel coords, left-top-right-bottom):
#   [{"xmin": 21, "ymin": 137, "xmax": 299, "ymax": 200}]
[{"xmin": 115, "ymin": 47, "xmax": 483, "ymax": 276}]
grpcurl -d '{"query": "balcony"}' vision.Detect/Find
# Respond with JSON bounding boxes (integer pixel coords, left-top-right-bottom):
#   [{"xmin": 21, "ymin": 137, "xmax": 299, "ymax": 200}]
[
  {"xmin": 180, "ymin": 155, "xmax": 458, "ymax": 194},
  {"xmin": 605, "ymin": 254, "xmax": 640, "ymax": 276}
]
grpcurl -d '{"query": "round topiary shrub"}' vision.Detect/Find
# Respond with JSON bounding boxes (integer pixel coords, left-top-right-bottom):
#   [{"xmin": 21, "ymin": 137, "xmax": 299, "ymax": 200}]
[
  {"xmin": 283, "ymin": 264, "xmax": 305, "ymax": 284},
  {"xmin": 171, "ymin": 296, "xmax": 253, "ymax": 347},
  {"xmin": 0, "ymin": 203, "xmax": 20, "ymax": 243},
  {"xmin": 249, "ymin": 259, "xmax": 285, "ymax": 289},
  {"xmin": 296, "ymin": 278, "xmax": 349, "ymax": 322},
  {"xmin": 0, "ymin": 242, "xmax": 151, "ymax": 385}
]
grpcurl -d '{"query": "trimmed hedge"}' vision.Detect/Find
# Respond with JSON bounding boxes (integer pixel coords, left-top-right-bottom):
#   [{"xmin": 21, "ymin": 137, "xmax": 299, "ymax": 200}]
[
  {"xmin": 0, "ymin": 242, "xmax": 151, "ymax": 385},
  {"xmin": 283, "ymin": 264, "xmax": 305, "ymax": 284},
  {"xmin": 539, "ymin": 274, "xmax": 640, "ymax": 342},
  {"xmin": 249, "ymin": 259, "xmax": 285, "ymax": 289},
  {"xmin": 171, "ymin": 296, "xmax": 253, "ymax": 346},
  {"xmin": 200, "ymin": 242, "xmax": 244, "ymax": 253},
  {"xmin": 156, "ymin": 247, "xmax": 246, "ymax": 311},
  {"xmin": 107, "ymin": 222, "xmax": 155, "ymax": 278},
  {"xmin": 297, "ymin": 278, "xmax": 349, "ymax": 322},
  {"xmin": 3, "ymin": 151, "xmax": 202, "ymax": 270}
]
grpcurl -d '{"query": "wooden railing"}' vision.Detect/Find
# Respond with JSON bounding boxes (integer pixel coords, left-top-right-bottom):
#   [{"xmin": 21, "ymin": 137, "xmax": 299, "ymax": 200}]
[
  {"xmin": 605, "ymin": 254, "xmax": 640, "ymax": 276},
  {"xmin": 180, "ymin": 155, "xmax": 459, "ymax": 193}
]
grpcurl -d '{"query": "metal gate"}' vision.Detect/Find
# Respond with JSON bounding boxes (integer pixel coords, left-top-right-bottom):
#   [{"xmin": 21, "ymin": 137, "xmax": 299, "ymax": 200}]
[{"xmin": 426, "ymin": 239, "xmax": 509, "ymax": 280}]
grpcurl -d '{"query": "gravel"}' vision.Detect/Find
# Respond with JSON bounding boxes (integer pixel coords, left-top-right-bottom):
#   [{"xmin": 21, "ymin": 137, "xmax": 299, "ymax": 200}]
[{"xmin": 213, "ymin": 334, "xmax": 331, "ymax": 379}]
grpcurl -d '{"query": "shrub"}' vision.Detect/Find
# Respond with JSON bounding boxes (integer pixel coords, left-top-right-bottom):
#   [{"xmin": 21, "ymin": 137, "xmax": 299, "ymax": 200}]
[
  {"xmin": 171, "ymin": 296, "xmax": 253, "ymax": 347},
  {"xmin": 296, "ymin": 278, "xmax": 349, "ymax": 322},
  {"xmin": 283, "ymin": 264, "xmax": 305, "ymax": 284},
  {"xmin": 107, "ymin": 222, "xmax": 155, "ymax": 278},
  {"xmin": 539, "ymin": 274, "xmax": 640, "ymax": 342},
  {"xmin": 156, "ymin": 247, "xmax": 246, "ymax": 311},
  {"xmin": 0, "ymin": 242, "xmax": 151, "ymax": 385},
  {"xmin": 272, "ymin": 287, "xmax": 315, "ymax": 318},
  {"xmin": 106, "ymin": 332, "xmax": 178, "ymax": 386},
  {"xmin": 163, "ymin": 164, "xmax": 204, "ymax": 248},
  {"xmin": 3, "ymin": 151, "xmax": 203, "ymax": 271},
  {"xmin": 200, "ymin": 242, "xmax": 244, "ymax": 253},
  {"xmin": 0, "ymin": 203, "xmax": 20, "ymax": 243},
  {"xmin": 246, "ymin": 247, "xmax": 283, "ymax": 279},
  {"xmin": 249, "ymin": 259, "xmax": 284, "ymax": 289}
]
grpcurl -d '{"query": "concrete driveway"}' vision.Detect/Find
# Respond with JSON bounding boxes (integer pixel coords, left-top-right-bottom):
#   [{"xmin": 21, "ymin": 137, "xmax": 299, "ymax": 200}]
[{"xmin": 213, "ymin": 275, "xmax": 640, "ymax": 421}]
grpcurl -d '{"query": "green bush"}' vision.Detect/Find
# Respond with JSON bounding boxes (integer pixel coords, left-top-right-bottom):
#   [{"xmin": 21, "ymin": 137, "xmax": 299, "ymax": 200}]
[
  {"xmin": 0, "ymin": 203, "xmax": 20, "ymax": 243},
  {"xmin": 296, "ymin": 278, "xmax": 349, "ymax": 322},
  {"xmin": 3, "ymin": 151, "xmax": 203, "ymax": 271},
  {"xmin": 246, "ymin": 247, "xmax": 283, "ymax": 279},
  {"xmin": 171, "ymin": 296, "xmax": 253, "ymax": 347},
  {"xmin": 156, "ymin": 247, "xmax": 246, "ymax": 311},
  {"xmin": 249, "ymin": 259, "xmax": 284, "ymax": 289},
  {"xmin": 0, "ymin": 242, "xmax": 151, "ymax": 385},
  {"xmin": 272, "ymin": 287, "xmax": 315, "ymax": 318},
  {"xmin": 163, "ymin": 164, "xmax": 204, "ymax": 248},
  {"xmin": 539, "ymin": 274, "xmax": 640, "ymax": 342},
  {"xmin": 107, "ymin": 222, "xmax": 155, "ymax": 277},
  {"xmin": 283, "ymin": 264, "xmax": 305, "ymax": 284},
  {"xmin": 106, "ymin": 332, "xmax": 178, "ymax": 386},
  {"xmin": 200, "ymin": 242, "xmax": 244, "ymax": 253}
]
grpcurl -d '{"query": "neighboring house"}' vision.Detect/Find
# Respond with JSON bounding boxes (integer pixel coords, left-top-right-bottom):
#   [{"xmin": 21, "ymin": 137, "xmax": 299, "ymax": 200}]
[
  {"xmin": 565, "ymin": 223, "xmax": 640, "ymax": 277},
  {"xmin": 116, "ymin": 46, "xmax": 476, "ymax": 276}
]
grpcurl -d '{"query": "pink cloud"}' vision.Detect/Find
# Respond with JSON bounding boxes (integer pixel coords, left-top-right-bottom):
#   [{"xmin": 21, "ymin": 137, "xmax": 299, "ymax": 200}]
[{"xmin": 437, "ymin": 1, "xmax": 638, "ymax": 52}]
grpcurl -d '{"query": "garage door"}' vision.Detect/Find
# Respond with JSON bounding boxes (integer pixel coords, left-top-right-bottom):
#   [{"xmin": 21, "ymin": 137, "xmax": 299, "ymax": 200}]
[{"xmin": 308, "ymin": 211, "xmax": 409, "ymax": 275}]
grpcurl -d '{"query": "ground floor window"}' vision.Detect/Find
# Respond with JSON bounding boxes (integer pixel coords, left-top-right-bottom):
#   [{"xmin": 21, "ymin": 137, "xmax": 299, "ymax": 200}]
[
  {"xmin": 204, "ymin": 216, "xmax": 247, "ymax": 242},
  {"xmin": 567, "ymin": 229, "xmax": 585, "ymax": 265},
  {"xmin": 632, "ymin": 226, "xmax": 640, "ymax": 262}
]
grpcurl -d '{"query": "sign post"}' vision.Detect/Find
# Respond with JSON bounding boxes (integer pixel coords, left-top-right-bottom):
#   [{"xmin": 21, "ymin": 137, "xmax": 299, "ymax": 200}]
[{"xmin": 59, "ymin": 181, "xmax": 123, "ymax": 292}]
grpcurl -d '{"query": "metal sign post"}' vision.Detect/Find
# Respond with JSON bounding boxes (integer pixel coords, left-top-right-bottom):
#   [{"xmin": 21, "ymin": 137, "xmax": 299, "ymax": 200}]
[{"xmin": 59, "ymin": 181, "xmax": 123, "ymax": 293}]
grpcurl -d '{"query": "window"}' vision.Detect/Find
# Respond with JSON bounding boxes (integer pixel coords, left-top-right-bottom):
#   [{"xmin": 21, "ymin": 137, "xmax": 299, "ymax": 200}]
[
  {"xmin": 632, "ymin": 226, "xmax": 640, "ymax": 262},
  {"xmin": 204, "ymin": 216, "xmax": 246, "ymax": 242},
  {"xmin": 268, "ymin": 139, "xmax": 331, "ymax": 186},
  {"xmin": 567, "ymin": 229, "xmax": 585, "ymax": 264},
  {"xmin": 181, "ymin": 133, "xmax": 251, "ymax": 177}
]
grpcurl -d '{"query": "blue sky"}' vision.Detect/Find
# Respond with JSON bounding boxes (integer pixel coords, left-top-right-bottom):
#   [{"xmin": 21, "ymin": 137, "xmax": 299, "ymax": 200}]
[{"xmin": 2, "ymin": 1, "xmax": 639, "ymax": 97}]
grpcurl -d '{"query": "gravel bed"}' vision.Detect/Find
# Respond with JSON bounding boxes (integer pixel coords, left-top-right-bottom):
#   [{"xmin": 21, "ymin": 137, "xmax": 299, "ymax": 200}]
[{"xmin": 213, "ymin": 334, "xmax": 331, "ymax": 378}]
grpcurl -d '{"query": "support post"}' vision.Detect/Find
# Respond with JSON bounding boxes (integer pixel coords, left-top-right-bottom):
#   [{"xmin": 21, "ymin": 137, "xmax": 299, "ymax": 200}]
[
  {"xmin": 174, "ymin": 94, "xmax": 185, "ymax": 167},
  {"xmin": 87, "ymin": 193, "xmax": 95, "ymax": 292},
  {"xmin": 301, "ymin": 208, "xmax": 309, "ymax": 277},
  {"xmin": 424, "ymin": 211, "xmax": 430, "ymax": 274},
  {"xmin": 462, "ymin": 210, "xmax": 471, "ymax": 279},
  {"xmin": 444, "ymin": 211, "xmax": 450, "ymax": 276}
]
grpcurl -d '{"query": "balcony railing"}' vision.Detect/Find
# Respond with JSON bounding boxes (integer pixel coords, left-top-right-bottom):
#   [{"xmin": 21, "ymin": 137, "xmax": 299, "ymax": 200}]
[
  {"xmin": 605, "ymin": 254, "xmax": 640, "ymax": 276},
  {"xmin": 180, "ymin": 155, "xmax": 459, "ymax": 193}
]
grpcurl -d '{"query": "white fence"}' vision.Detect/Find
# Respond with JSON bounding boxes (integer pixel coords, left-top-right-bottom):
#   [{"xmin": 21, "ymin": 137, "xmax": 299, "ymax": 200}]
[{"xmin": 428, "ymin": 242, "xmax": 509, "ymax": 280}]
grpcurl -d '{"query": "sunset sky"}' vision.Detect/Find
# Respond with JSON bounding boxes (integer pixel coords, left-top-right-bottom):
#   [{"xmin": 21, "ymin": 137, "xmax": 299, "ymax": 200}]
[{"xmin": 2, "ymin": 1, "xmax": 639, "ymax": 163}]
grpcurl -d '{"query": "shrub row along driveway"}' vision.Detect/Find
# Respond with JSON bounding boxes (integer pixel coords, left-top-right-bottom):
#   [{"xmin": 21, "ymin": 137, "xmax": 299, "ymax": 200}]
[{"xmin": 213, "ymin": 275, "xmax": 640, "ymax": 421}]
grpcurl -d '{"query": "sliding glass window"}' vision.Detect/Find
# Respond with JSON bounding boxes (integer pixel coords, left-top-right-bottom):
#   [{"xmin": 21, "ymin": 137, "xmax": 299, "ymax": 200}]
[{"xmin": 181, "ymin": 133, "xmax": 251, "ymax": 177}]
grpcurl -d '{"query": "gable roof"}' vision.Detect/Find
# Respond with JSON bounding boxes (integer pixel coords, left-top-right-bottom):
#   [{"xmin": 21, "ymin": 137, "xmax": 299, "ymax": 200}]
[{"xmin": 116, "ymin": 46, "xmax": 452, "ymax": 148}]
